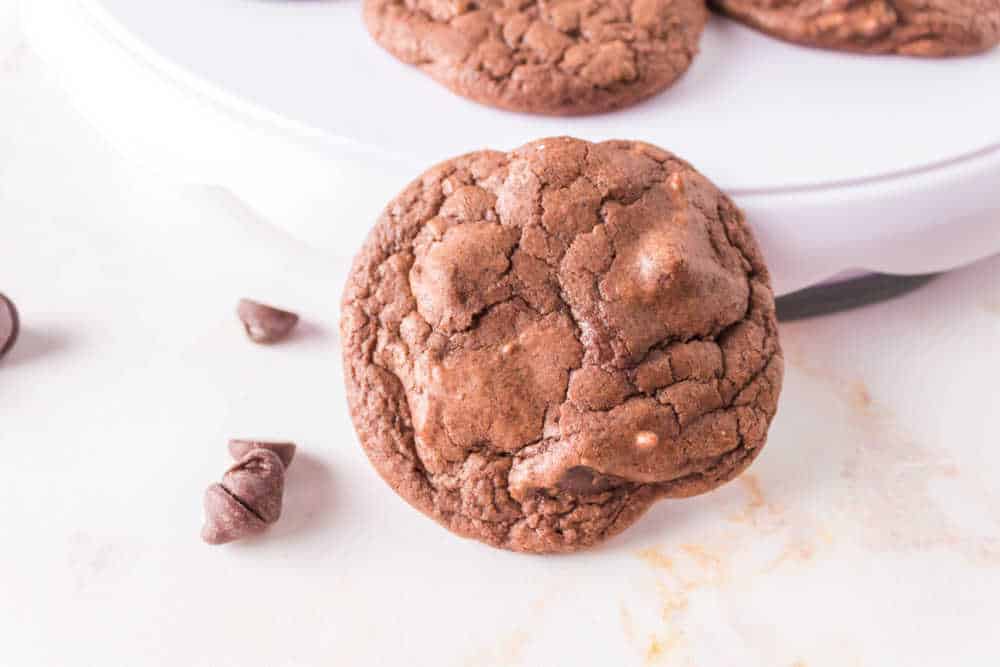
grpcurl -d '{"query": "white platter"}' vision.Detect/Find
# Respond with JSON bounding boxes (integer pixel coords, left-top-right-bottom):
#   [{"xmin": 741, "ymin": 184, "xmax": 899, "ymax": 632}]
[{"xmin": 21, "ymin": 0, "xmax": 1000, "ymax": 294}]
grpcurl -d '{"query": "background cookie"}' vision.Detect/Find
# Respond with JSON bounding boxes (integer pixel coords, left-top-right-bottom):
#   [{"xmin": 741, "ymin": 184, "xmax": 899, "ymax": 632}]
[
  {"xmin": 711, "ymin": 0, "xmax": 1000, "ymax": 56},
  {"xmin": 342, "ymin": 137, "xmax": 783, "ymax": 553},
  {"xmin": 363, "ymin": 0, "xmax": 708, "ymax": 115}
]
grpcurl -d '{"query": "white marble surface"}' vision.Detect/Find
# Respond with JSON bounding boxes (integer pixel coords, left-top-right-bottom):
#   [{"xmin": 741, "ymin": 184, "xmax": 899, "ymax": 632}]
[{"xmin": 2, "ymin": 5, "xmax": 1000, "ymax": 665}]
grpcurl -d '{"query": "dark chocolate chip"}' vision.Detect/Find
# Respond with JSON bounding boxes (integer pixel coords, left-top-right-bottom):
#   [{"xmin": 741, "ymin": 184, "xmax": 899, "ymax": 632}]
[
  {"xmin": 556, "ymin": 466, "xmax": 626, "ymax": 495},
  {"xmin": 0, "ymin": 293, "xmax": 19, "ymax": 360},
  {"xmin": 202, "ymin": 449, "xmax": 288, "ymax": 545},
  {"xmin": 201, "ymin": 483, "xmax": 267, "ymax": 545},
  {"xmin": 237, "ymin": 298, "xmax": 299, "ymax": 344},
  {"xmin": 220, "ymin": 449, "xmax": 286, "ymax": 524}
]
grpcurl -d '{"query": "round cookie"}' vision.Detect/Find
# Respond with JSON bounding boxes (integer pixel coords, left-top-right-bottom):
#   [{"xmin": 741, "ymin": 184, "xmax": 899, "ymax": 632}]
[
  {"xmin": 341, "ymin": 137, "xmax": 783, "ymax": 553},
  {"xmin": 363, "ymin": 0, "xmax": 708, "ymax": 115},
  {"xmin": 711, "ymin": 0, "xmax": 1000, "ymax": 56}
]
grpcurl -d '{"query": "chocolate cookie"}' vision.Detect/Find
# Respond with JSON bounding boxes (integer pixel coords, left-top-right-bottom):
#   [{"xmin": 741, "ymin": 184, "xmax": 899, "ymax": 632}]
[
  {"xmin": 364, "ymin": 0, "xmax": 708, "ymax": 115},
  {"xmin": 341, "ymin": 137, "xmax": 783, "ymax": 553},
  {"xmin": 712, "ymin": 0, "xmax": 1000, "ymax": 56}
]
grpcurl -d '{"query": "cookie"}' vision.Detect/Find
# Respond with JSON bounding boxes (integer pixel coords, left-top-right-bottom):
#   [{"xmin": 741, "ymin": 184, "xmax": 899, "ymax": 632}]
[
  {"xmin": 363, "ymin": 0, "xmax": 708, "ymax": 115},
  {"xmin": 712, "ymin": 0, "xmax": 1000, "ymax": 56},
  {"xmin": 341, "ymin": 137, "xmax": 783, "ymax": 553}
]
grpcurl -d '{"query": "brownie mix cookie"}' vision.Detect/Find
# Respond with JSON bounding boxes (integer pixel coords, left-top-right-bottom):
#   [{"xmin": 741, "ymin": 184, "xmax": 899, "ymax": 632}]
[
  {"xmin": 364, "ymin": 0, "xmax": 708, "ymax": 115},
  {"xmin": 712, "ymin": 0, "xmax": 1000, "ymax": 56},
  {"xmin": 342, "ymin": 137, "xmax": 783, "ymax": 553}
]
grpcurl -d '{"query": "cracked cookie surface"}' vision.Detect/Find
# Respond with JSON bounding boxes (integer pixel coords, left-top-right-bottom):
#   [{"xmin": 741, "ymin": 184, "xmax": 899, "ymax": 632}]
[
  {"xmin": 711, "ymin": 0, "xmax": 1000, "ymax": 56},
  {"xmin": 341, "ymin": 137, "xmax": 783, "ymax": 553},
  {"xmin": 363, "ymin": 0, "xmax": 708, "ymax": 115}
]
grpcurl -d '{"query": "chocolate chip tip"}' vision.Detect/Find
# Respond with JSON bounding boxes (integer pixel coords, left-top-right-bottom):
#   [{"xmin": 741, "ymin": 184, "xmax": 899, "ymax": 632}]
[{"xmin": 228, "ymin": 439, "xmax": 297, "ymax": 469}]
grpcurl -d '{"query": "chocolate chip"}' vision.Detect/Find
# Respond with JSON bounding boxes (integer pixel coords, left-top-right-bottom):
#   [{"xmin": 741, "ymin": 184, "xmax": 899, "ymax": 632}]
[
  {"xmin": 202, "ymin": 449, "xmax": 288, "ymax": 545},
  {"xmin": 228, "ymin": 439, "xmax": 296, "ymax": 469},
  {"xmin": 201, "ymin": 483, "xmax": 267, "ymax": 545},
  {"xmin": 556, "ymin": 466, "xmax": 625, "ymax": 495},
  {"xmin": 237, "ymin": 298, "xmax": 299, "ymax": 344},
  {"xmin": 221, "ymin": 449, "xmax": 286, "ymax": 524},
  {"xmin": 0, "ymin": 293, "xmax": 19, "ymax": 360}
]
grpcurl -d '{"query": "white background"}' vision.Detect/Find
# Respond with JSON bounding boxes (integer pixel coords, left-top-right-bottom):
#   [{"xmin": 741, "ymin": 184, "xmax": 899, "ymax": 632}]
[{"xmin": 2, "ymin": 2, "xmax": 1000, "ymax": 665}]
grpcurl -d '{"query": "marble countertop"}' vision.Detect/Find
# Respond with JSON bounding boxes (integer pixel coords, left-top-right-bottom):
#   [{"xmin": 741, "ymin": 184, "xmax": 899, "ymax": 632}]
[{"xmin": 2, "ymin": 5, "xmax": 999, "ymax": 665}]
